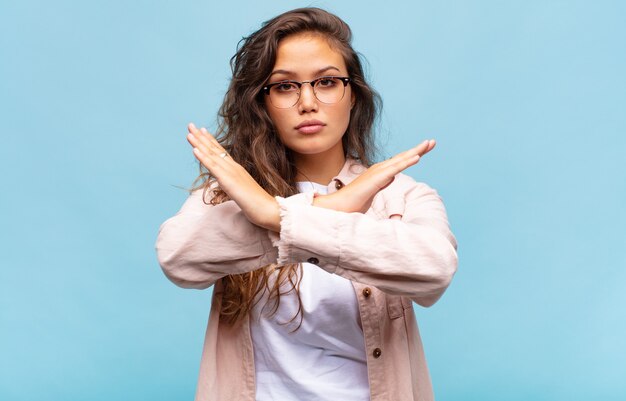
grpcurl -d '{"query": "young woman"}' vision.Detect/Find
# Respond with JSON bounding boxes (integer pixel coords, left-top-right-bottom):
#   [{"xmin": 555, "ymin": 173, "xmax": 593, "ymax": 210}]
[{"xmin": 156, "ymin": 7, "xmax": 457, "ymax": 401}]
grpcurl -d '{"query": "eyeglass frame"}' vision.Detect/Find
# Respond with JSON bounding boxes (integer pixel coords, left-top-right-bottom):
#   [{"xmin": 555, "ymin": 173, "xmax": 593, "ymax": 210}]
[{"xmin": 261, "ymin": 76, "xmax": 351, "ymax": 108}]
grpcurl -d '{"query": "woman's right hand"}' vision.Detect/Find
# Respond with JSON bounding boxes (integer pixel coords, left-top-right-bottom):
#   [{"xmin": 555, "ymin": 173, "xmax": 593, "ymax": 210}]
[
  {"xmin": 312, "ymin": 139, "xmax": 436, "ymax": 214},
  {"xmin": 186, "ymin": 123, "xmax": 281, "ymax": 232}
]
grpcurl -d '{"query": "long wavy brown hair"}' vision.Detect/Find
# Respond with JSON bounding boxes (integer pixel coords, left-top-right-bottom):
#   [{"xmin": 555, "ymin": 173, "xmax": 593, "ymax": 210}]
[{"xmin": 189, "ymin": 7, "xmax": 381, "ymax": 326}]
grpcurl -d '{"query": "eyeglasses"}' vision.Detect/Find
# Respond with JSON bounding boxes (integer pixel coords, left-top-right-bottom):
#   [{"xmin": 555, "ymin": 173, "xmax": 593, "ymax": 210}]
[{"xmin": 262, "ymin": 76, "xmax": 351, "ymax": 109}]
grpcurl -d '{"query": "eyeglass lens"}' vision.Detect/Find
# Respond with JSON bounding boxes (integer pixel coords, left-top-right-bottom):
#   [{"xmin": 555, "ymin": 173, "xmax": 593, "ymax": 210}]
[{"xmin": 268, "ymin": 77, "xmax": 346, "ymax": 108}]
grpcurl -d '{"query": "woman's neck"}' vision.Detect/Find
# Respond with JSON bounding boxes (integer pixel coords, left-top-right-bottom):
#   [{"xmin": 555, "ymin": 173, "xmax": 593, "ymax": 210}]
[{"xmin": 294, "ymin": 152, "xmax": 346, "ymax": 185}]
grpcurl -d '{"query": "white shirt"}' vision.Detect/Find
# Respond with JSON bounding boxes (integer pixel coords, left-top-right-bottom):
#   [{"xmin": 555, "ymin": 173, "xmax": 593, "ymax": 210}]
[{"xmin": 250, "ymin": 181, "xmax": 370, "ymax": 401}]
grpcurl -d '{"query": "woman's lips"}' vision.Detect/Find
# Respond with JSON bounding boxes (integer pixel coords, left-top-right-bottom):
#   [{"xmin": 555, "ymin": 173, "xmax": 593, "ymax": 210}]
[
  {"xmin": 295, "ymin": 120, "xmax": 326, "ymax": 134},
  {"xmin": 297, "ymin": 124, "xmax": 324, "ymax": 134}
]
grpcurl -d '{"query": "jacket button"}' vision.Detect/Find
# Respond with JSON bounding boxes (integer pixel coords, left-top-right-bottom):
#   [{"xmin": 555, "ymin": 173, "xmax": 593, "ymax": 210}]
[
  {"xmin": 362, "ymin": 287, "xmax": 372, "ymax": 298},
  {"xmin": 307, "ymin": 257, "xmax": 319, "ymax": 265},
  {"xmin": 334, "ymin": 179, "xmax": 345, "ymax": 190},
  {"xmin": 373, "ymin": 348, "xmax": 382, "ymax": 358}
]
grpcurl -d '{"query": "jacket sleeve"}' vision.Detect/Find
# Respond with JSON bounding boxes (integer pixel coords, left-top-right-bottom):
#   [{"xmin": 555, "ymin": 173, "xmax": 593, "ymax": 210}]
[
  {"xmin": 155, "ymin": 187, "xmax": 278, "ymax": 289},
  {"xmin": 269, "ymin": 174, "xmax": 458, "ymax": 307}
]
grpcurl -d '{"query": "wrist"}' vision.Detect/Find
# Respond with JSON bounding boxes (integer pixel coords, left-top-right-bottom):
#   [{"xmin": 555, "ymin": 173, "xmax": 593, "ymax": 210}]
[{"xmin": 260, "ymin": 196, "xmax": 281, "ymax": 232}]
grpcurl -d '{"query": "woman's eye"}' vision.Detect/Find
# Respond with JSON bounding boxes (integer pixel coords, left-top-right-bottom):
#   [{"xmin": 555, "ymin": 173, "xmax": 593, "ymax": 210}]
[
  {"xmin": 275, "ymin": 83, "xmax": 297, "ymax": 92},
  {"xmin": 317, "ymin": 78, "xmax": 337, "ymax": 88}
]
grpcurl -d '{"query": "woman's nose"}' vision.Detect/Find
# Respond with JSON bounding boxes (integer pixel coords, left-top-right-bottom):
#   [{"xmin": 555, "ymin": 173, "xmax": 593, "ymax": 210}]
[{"xmin": 297, "ymin": 83, "xmax": 318, "ymax": 113}]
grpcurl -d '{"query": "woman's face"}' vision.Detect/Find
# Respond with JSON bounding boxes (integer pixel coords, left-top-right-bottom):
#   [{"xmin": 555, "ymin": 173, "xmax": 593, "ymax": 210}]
[{"xmin": 264, "ymin": 33, "xmax": 353, "ymax": 162}]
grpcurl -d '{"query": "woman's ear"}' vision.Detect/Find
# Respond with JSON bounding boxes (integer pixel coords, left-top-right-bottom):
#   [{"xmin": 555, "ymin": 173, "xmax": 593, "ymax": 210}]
[{"xmin": 350, "ymin": 93, "xmax": 355, "ymax": 109}]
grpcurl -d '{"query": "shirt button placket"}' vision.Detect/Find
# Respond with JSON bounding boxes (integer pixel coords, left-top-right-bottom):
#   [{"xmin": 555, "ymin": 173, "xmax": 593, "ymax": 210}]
[
  {"xmin": 362, "ymin": 289, "xmax": 382, "ymax": 359},
  {"xmin": 358, "ymin": 285, "xmax": 385, "ymax": 398}
]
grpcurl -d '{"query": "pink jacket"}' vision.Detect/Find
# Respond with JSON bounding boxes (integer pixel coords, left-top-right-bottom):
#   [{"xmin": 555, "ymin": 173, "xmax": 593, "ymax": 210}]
[{"xmin": 155, "ymin": 159, "xmax": 458, "ymax": 401}]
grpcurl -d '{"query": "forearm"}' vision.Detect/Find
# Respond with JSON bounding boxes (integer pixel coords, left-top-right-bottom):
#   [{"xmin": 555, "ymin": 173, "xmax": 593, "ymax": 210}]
[
  {"xmin": 270, "ymin": 187, "xmax": 457, "ymax": 306},
  {"xmin": 276, "ymin": 203, "xmax": 455, "ymax": 301},
  {"xmin": 155, "ymin": 190, "xmax": 278, "ymax": 289}
]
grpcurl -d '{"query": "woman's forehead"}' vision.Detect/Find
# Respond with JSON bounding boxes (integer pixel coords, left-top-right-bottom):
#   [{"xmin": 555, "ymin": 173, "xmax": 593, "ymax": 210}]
[{"xmin": 271, "ymin": 33, "xmax": 347, "ymax": 78}]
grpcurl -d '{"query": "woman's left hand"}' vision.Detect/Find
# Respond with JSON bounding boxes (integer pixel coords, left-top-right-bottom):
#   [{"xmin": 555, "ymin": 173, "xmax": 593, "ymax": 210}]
[
  {"xmin": 186, "ymin": 123, "xmax": 281, "ymax": 232},
  {"xmin": 313, "ymin": 139, "xmax": 436, "ymax": 215}
]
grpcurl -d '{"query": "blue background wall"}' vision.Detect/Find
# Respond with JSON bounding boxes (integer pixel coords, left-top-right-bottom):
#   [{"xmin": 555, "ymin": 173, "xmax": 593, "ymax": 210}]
[{"xmin": 1, "ymin": 1, "xmax": 624, "ymax": 400}]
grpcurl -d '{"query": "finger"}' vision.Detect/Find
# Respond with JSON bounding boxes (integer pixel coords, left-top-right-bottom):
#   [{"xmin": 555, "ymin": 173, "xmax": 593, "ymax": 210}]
[
  {"xmin": 416, "ymin": 139, "xmax": 433, "ymax": 156},
  {"xmin": 186, "ymin": 132, "xmax": 196, "ymax": 146},
  {"xmin": 420, "ymin": 139, "xmax": 436, "ymax": 156},
  {"xmin": 188, "ymin": 123, "xmax": 220, "ymax": 151},
  {"xmin": 399, "ymin": 139, "xmax": 436, "ymax": 169},
  {"xmin": 187, "ymin": 126, "xmax": 226, "ymax": 159},
  {"xmin": 396, "ymin": 152, "xmax": 422, "ymax": 172},
  {"xmin": 187, "ymin": 123, "xmax": 206, "ymax": 149},
  {"xmin": 192, "ymin": 145, "xmax": 232, "ymax": 177},
  {"xmin": 384, "ymin": 139, "xmax": 434, "ymax": 173},
  {"xmin": 401, "ymin": 138, "xmax": 435, "ymax": 158},
  {"xmin": 188, "ymin": 128, "xmax": 229, "ymax": 172},
  {"xmin": 383, "ymin": 140, "xmax": 428, "ymax": 168},
  {"xmin": 404, "ymin": 139, "xmax": 431, "ymax": 158},
  {"xmin": 200, "ymin": 127, "xmax": 228, "ymax": 154},
  {"xmin": 192, "ymin": 147, "xmax": 218, "ymax": 171},
  {"xmin": 193, "ymin": 127, "xmax": 227, "ymax": 158},
  {"xmin": 188, "ymin": 122, "xmax": 202, "ymax": 137},
  {"xmin": 376, "ymin": 155, "xmax": 420, "ymax": 183},
  {"xmin": 187, "ymin": 132, "xmax": 215, "ymax": 158},
  {"xmin": 378, "ymin": 141, "xmax": 425, "ymax": 169}
]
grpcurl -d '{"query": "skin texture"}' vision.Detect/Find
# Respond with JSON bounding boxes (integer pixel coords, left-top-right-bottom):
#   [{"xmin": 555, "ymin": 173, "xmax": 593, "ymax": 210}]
[{"xmin": 185, "ymin": 33, "xmax": 436, "ymax": 232}]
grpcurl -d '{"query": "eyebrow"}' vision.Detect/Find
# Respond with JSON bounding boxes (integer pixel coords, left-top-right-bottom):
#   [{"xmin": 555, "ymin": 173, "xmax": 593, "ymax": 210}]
[{"xmin": 269, "ymin": 65, "xmax": 342, "ymax": 79}]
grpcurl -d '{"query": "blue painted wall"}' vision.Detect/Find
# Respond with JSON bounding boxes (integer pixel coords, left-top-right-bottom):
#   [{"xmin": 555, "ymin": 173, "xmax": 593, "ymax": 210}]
[{"xmin": 1, "ymin": 1, "xmax": 624, "ymax": 400}]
